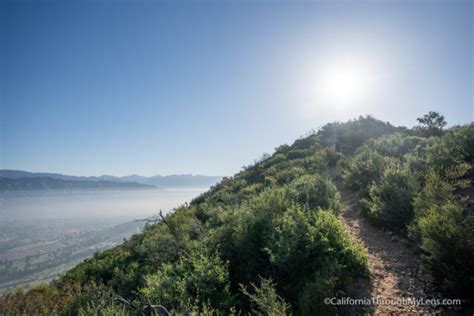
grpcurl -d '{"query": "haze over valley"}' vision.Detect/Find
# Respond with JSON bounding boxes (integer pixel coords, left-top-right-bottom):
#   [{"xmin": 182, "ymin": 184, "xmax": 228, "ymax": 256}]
[
  {"xmin": 1, "ymin": 0, "xmax": 472, "ymax": 314},
  {"xmin": 0, "ymin": 170, "xmax": 220, "ymax": 293}
]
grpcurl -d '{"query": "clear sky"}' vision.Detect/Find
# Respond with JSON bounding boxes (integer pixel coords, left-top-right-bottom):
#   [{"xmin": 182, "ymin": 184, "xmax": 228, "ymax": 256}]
[{"xmin": 1, "ymin": 0, "xmax": 472, "ymax": 176}]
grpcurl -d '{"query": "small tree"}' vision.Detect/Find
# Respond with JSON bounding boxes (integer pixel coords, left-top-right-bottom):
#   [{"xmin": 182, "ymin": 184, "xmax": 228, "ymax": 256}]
[
  {"xmin": 240, "ymin": 278, "xmax": 291, "ymax": 316},
  {"xmin": 415, "ymin": 111, "xmax": 447, "ymax": 137}
]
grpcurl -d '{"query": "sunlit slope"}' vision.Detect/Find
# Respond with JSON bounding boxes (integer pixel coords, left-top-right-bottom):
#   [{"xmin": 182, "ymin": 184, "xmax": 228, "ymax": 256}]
[{"xmin": 1, "ymin": 115, "xmax": 472, "ymax": 315}]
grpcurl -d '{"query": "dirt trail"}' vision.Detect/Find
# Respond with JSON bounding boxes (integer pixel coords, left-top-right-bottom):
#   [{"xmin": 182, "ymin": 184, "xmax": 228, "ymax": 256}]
[{"xmin": 335, "ymin": 180, "xmax": 446, "ymax": 315}]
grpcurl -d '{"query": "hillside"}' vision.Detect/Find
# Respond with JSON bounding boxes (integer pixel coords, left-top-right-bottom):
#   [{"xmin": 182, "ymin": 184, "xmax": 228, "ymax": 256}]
[{"xmin": 0, "ymin": 115, "xmax": 472, "ymax": 315}]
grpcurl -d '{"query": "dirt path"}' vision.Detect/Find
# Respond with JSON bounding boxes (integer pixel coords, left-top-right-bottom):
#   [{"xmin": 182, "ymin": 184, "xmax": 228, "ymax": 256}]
[{"xmin": 335, "ymin": 180, "xmax": 446, "ymax": 315}]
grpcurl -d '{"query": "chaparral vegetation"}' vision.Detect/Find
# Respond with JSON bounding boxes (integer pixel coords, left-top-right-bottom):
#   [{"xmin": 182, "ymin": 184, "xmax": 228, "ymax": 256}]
[{"xmin": 1, "ymin": 113, "xmax": 472, "ymax": 315}]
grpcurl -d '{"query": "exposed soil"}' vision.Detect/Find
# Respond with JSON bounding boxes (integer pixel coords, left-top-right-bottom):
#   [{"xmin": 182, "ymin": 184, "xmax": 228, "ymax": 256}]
[{"xmin": 334, "ymin": 180, "xmax": 454, "ymax": 315}]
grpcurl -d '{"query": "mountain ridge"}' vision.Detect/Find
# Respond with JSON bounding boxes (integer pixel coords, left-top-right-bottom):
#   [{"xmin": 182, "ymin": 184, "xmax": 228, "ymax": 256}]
[
  {"xmin": 0, "ymin": 176, "xmax": 155, "ymax": 191},
  {"xmin": 0, "ymin": 170, "xmax": 223, "ymax": 189}
]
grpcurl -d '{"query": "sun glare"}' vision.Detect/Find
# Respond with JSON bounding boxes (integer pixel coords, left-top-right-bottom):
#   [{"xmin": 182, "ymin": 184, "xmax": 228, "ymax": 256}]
[{"xmin": 315, "ymin": 59, "xmax": 375, "ymax": 108}]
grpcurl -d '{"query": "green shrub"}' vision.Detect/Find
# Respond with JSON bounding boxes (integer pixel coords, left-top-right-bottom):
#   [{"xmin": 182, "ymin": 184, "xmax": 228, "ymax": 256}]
[
  {"xmin": 208, "ymin": 188, "xmax": 367, "ymax": 314},
  {"xmin": 214, "ymin": 188, "xmax": 292, "ymax": 290},
  {"xmin": 71, "ymin": 283, "xmax": 130, "ymax": 316},
  {"xmin": 318, "ymin": 116, "xmax": 398, "ymax": 154},
  {"xmin": 316, "ymin": 147, "xmax": 343, "ymax": 167},
  {"xmin": 341, "ymin": 146, "xmax": 395, "ymax": 197},
  {"xmin": 265, "ymin": 208, "xmax": 367, "ymax": 313},
  {"xmin": 0, "ymin": 282, "xmax": 80, "ymax": 315},
  {"xmin": 361, "ymin": 166, "xmax": 419, "ymax": 233},
  {"xmin": 426, "ymin": 124, "xmax": 474, "ymax": 179},
  {"xmin": 409, "ymin": 172, "xmax": 474, "ymax": 301},
  {"xmin": 364, "ymin": 133, "xmax": 427, "ymax": 158},
  {"xmin": 141, "ymin": 247, "xmax": 232, "ymax": 311},
  {"xmin": 240, "ymin": 278, "xmax": 291, "ymax": 316},
  {"xmin": 288, "ymin": 174, "xmax": 341, "ymax": 213}
]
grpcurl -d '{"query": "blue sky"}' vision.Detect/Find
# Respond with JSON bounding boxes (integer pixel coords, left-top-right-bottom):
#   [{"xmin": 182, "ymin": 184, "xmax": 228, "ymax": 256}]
[{"xmin": 1, "ymin": 0, "xmax": 472, "ymax": 176}]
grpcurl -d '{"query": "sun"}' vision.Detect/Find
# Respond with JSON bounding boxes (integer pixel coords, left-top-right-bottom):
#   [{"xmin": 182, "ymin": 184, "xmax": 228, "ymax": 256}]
[{"xmin": 316, "ymin": 59, "xmax": 375, "ymax": 107}]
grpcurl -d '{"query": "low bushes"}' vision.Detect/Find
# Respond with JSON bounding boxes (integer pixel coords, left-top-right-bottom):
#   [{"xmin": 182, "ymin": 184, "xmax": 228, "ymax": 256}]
[
  {"xmin": 409, "ymin": 172, "xmax": 474, "ymax": 300},
  {"xmin": 361, "ymin": 166, "xmax": 419, "ymax": 233},
  {"xmin": 341, "ymin": 122, "xmax": 473, "ymax": 302}
]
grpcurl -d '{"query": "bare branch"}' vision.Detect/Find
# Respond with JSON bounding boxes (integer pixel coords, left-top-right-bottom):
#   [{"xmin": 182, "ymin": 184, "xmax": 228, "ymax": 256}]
[{"xmin": 158, "ymin": 210, "xmax": 190, "ymax": 258}]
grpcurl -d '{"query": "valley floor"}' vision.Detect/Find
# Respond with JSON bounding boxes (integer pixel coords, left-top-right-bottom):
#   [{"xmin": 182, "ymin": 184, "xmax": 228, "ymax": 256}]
[{"xmin": 0, "ymin": 218, "xmax": 143, "ymax": 294}]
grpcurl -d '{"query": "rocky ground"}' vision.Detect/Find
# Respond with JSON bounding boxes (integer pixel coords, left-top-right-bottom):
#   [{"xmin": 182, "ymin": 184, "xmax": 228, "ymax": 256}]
[{"xmin": 335, "ymin": 180, "xmax": 464, "ymax": 315}]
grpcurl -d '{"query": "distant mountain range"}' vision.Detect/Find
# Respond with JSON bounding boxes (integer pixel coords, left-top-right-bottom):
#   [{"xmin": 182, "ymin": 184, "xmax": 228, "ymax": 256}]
[
  {"xmin": 0, "ymin": 177, "xmax": 154, "ymax": 191},
  {"xmin": 0, "ymin": 170, "xmax": 223, "ymax": 191},
  {"xmin": 118, "ymin": 174, "xmax": 223, "ymax": 188}
]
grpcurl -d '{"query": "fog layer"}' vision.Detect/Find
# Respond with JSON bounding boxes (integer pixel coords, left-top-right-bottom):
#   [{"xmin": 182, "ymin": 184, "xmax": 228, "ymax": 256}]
[{"xmin": 0, "ymin": 188, "xmax": 206, "ymax": 220}]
